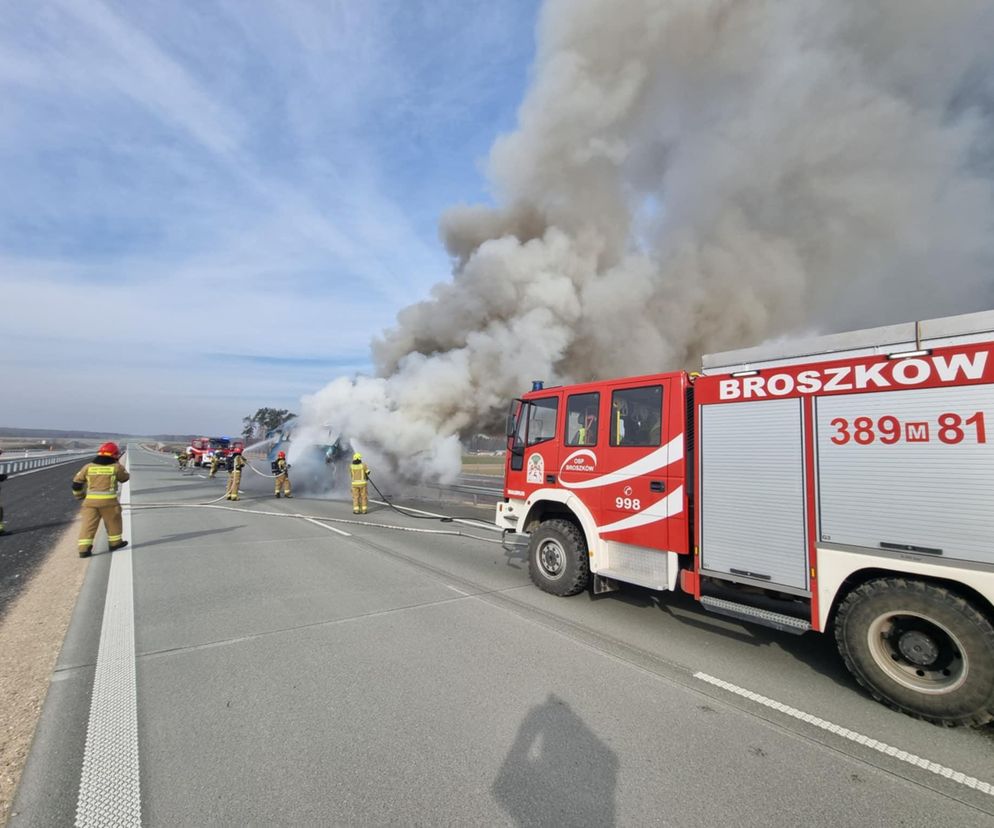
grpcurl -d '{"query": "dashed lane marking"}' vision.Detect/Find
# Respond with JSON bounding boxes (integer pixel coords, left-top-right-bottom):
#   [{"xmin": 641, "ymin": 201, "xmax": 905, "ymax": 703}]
[
  {"xmin": 304, "ymin": 516, "xmax": 351, "ymax": 537},
  {"xmin": 694, "ymin": 672, "xmax": 993, "ymax": 797},
  {"xmin": 75, "ymin": 448, "xmax": 142, "ymax": 826}
]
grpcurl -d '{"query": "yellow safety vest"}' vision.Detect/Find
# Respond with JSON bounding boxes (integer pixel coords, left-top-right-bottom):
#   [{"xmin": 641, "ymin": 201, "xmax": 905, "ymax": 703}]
[
  {"xmin": 74, "ymin": 462, "xmax": 128, "ymax": 502},
  {"xmin": 86, "ymin": 466, "xmax": 118, "ymax": 499},
  {"xmin": 350, "ymin": 463, "xmax": 368, "ymax": 486}
]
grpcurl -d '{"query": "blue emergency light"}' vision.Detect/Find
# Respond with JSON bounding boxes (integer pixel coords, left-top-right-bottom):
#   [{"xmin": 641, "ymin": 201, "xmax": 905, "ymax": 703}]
[{"xmin": 531, "ymin": 380, "xmax": 544, "ymax": 391}]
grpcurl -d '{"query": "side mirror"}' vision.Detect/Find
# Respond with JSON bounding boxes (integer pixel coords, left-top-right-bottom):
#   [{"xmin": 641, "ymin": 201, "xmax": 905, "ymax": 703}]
[{"xmin": 505, "ymin": 412, "xmax": 516, "ymax": 438}]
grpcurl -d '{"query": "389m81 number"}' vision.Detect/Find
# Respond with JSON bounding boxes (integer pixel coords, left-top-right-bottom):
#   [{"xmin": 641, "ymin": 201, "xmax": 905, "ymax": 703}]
[{"xmin": 829, "ymin": 411, "xmax": 986, "ymax": 446}]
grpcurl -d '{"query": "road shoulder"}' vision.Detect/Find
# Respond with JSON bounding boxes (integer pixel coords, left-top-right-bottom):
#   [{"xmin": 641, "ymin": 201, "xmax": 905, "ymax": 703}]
[{"xmin": 0, "ymin": 523, "xmax": 87, "ymax": 825}]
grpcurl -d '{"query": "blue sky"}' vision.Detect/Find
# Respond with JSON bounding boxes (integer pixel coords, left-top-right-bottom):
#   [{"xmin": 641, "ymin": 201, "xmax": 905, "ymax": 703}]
[{"xmin": 0, "ymin": 0, "xmax": 540, "ymax": 435}]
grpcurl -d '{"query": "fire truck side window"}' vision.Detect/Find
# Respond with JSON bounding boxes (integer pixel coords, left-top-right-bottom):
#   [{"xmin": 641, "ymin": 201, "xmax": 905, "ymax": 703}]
[
  {"xmin": 526, "ymin": 397, "xmax": 559, "ymax": 446},
  {"xmin": 610, "ymin": 386, "xmax": 663, "ymax": 447},
  {"xmin": 565, "ymin": 392, "xmax": 599, "ymax": 446}
]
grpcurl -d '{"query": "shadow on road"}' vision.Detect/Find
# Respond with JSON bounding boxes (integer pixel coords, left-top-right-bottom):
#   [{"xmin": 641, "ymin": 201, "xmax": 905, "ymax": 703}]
[
  {"xmin": 136, "ymin": 526, "xmax": 243, "ymax": 549},
  {"xmin": 131, "ymin": 482, "xmax": 215, "ymax": 496},
  {"xmin": 593, "ymin": 584, "xmax": 862, "ymax": 696},
  {"xmin": 0, "ymin": 519, "xmax": 74, "ymax": 536},
  {"xmin": 493, "ymin": 694, "xmax": 618, "ymax": 826},
  {"xmin": 502, "ymin": 539, "xmax": 528, "ymax": 570}
]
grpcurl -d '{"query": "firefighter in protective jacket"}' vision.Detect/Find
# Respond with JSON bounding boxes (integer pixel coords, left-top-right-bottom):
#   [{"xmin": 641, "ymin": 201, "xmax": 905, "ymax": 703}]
[
  {"xmin": 72, "ymin": 442, "xmax": 130, "ymax": 557},
  {"xmin": 208, "ymin": 452, "xmax": 220, "ymax": 479},
  {"xmin": 272, "ymin": 451, "xmax": 292, "ymax": 498},
  {"xmin": 350, "ymin": 452, "xmax": 370, "ymax": 514},
  {"xmin": 225, "ymin": 447, "xmax": 246, "ymax": 501}
]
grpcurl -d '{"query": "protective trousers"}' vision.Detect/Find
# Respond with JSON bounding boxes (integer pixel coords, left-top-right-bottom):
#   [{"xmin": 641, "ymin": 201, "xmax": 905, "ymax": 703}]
[
  {"xmin": 351, "ymin": 483, "xmax": 367, "ymax": 514},
  {"xmin": 78, "ymin": 503, "xmax": 123, "ymax": 554},
  {"xmin": 0, "ymin": 501, "xmax": 4, "ymax": 533},
  {"xmin": 226, "ymin": 469, "xmax": 242, "ymax": 500},
  {"xmin": 274, "ymin": 473, "xmax": 291, "ymax": 496}
]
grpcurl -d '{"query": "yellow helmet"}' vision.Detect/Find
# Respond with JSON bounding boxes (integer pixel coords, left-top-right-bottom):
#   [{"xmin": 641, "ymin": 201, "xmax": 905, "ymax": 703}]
[{"xmin": 353, "ymin": 452, "xmax": 362, "ymax": 461}]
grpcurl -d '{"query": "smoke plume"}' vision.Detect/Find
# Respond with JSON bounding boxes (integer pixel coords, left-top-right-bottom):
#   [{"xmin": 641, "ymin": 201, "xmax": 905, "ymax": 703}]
[{"xmin": 301, "ymin": 0, "xmax": 994, "ymax": 482}]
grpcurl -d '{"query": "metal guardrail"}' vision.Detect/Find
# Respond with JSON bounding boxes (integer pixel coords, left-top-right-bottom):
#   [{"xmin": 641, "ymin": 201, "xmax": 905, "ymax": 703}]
[{"xmin": 0, "ymin": 449, "xmax": 94, "ymax": 476}]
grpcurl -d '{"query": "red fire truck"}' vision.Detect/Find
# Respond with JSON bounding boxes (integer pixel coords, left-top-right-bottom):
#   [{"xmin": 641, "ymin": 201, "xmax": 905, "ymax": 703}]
[
  {"xmin": 189, "ymin": 436, "xmax": 244, "ymax": 467},
  {"xmin": 497, "ymin": 310, "xmax": 994, "ymax": 725}
]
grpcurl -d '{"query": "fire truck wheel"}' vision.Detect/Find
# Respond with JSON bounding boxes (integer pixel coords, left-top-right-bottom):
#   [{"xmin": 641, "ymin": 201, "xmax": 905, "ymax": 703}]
[
  {"xmin": 528, "ymin": 519, "xmax": 590, "ymax": 597},
  {"xmin": 835, "ymin": 578, "xmax": 994, "ymax": 726}
]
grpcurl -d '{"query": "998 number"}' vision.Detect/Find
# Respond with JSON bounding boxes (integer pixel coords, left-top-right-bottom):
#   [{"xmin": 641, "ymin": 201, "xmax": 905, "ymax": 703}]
[{"xmin": 615, "ymin": 497, "xmax": 641, "ymax": 511}]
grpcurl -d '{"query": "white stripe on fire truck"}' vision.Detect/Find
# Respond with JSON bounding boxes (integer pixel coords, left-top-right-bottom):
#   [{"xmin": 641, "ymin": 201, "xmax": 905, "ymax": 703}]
[
  {"xmin": 694, "ymin": 672, "xmax": 992, "ymax": 797},
  {"xmin": 598, "ymin": 486, "xmax": 684, "ymax": 534},
  {"xmin": 559, "ymin": 433, "xmax": 684, "ymax": 491}
]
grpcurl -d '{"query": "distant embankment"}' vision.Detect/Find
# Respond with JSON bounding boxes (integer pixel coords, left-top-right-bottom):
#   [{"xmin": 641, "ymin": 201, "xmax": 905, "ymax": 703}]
[{"xmin": 0, "ymin": 427, "xmax": 196, "ymax": 441}]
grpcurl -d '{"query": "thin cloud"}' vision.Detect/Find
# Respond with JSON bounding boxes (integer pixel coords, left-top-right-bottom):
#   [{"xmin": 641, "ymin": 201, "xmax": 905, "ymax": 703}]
[{"xmin": 0, "ymin": 0, "xmax": 540, "ymax": 433}]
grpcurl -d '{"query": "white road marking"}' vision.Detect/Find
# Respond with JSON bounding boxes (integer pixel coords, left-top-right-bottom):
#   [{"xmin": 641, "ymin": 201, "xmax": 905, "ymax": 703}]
[
  {"xmin": 445, "ymin": 585, "xmax": 471, "ymax": 596},
  {"xmin": 694, "ymin": 672, "xmax": 993, "ymax": 797},
  {"xmin": 76, "ymin": 449, "xmax": 142, "ymax": 826},
  {"xmin": 304, "ymin": 516, "xmax": 351, "ymax": 537}
]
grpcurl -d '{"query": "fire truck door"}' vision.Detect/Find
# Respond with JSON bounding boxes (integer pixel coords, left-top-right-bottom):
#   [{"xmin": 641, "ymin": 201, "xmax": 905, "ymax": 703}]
[
  {"xmin": 699, "ymin": 398, "xmax": 809, "ymax": 590},
  {"xmin": 598, "ymin": 382, "xmax": 672, "ymax": 551},
  {"xmin": 507, "ymin": 395, "xmax": 561, "ymax": 498}
]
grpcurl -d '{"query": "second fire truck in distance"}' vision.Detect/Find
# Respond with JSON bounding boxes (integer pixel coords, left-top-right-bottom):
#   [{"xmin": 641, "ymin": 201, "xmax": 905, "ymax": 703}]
[
  {"xmin": 190, "ymin": 436, "xmax": 244, "ymax": 467},
  {"xmin": 497, "ymin": 310, "xmax": 994, "ymax": 726}
]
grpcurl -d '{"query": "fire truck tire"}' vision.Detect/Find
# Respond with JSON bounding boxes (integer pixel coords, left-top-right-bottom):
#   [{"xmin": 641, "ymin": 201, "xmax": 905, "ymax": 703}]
[
  {"xmin": 835, "ymin": 578, "xmax": 994, "ymax": 726},
  {"xmin": 528, "ymin": 519, "xmax": 590, "ymax": 597}
]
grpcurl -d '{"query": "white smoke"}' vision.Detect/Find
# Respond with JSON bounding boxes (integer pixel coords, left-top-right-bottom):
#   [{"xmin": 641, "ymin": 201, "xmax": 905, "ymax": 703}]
[{"xmin": 301, "ymin": 0, "xmax": 994, "ymax": 483}]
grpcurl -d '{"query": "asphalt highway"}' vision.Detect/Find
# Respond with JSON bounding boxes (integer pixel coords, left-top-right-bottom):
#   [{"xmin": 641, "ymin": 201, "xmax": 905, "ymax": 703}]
[
  {"xmin": 10, "ymin": 446, "xmax": 994, "ymax": 825},
  {"xmin": 0, "ymin": 459, "xmax": 86, "ymax": 619}
]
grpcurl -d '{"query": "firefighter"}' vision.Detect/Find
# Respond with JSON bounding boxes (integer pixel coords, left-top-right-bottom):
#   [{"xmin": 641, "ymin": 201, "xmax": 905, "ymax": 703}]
[
  {"xmin": 72, "ymin": 442, "xmax": 130, "ymax": 557},
  {"xmin": 0, "ymin": 449, "xmax": 7, "ymax": 535},
  {"xmin": 575, "ymin": 413, "xmax": 597, "ymax": 446},
  {"xmin": 272, "ymin": 451, "xmax": 292, "ymax": 498},
  {"xmin": 186, "ymin": 446, "xmax": 197, "ymax": 473},
  {"xmin": 208, "ymin": 452, "xmax": 220, "ymax": 479},
  {"xmin": 177, "ymin": 451, "xmax": 187, "ymax": 471},
  {"xmin": 350, "ymin": 452, "xmax": 370, "ymax": 514},
  {"xmin": 225, "ymin": 446, "xmax": 246, "ymax": 501}
]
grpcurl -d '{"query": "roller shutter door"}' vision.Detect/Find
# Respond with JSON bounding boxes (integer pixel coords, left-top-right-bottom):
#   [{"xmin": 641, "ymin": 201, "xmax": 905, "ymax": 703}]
[
  {"xmin": 700, "ymin": 399, "xmax": 808, "ymax": 590},
  {"xmin": 816, "ymin": 384, "xmax": 994, "ymax": 565}
]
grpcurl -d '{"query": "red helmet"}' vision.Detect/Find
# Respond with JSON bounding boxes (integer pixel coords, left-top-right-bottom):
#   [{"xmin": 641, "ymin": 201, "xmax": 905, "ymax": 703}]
[
  {"xmin": 277, "ymin": 451, "xmax": 286, "ymax": 458},
  {"xmin": 98, "ymin": 442, "xmax": 120, "ymax": 458},
  {"xmin": 233, "ymin": 447, "xmax": 243, "ymax": 454}
]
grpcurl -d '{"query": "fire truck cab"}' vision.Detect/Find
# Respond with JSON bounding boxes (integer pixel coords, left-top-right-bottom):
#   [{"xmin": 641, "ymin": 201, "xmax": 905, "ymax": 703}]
[{"xmin": 497, "ymin": 310, "xmax": 994, "ymax": 725}]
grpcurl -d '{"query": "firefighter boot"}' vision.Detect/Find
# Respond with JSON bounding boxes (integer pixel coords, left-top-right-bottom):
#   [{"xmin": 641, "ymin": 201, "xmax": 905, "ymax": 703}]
[
  {"xmin": 78, "ymin": 546, "xmax": 92, "ymax": 558},
  {"xmin": 109, "ymin": 541, "xmax": 129, "ymax": 552},
  {"xmin": 275, "ymin": 492, "xmax": 281, "ymax": 498}
]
